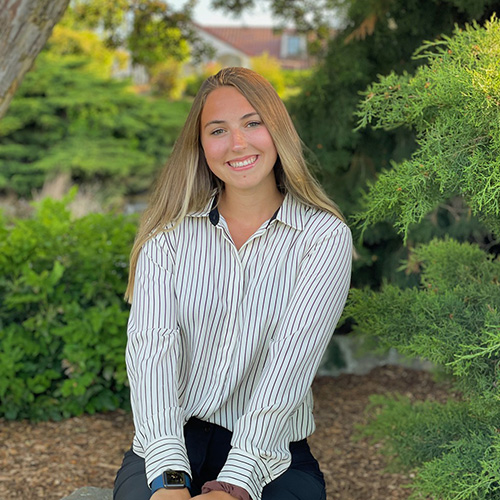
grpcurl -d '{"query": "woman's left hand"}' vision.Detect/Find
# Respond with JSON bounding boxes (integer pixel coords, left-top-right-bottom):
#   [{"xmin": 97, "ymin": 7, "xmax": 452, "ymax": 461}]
[{"xmin": 191, "ymin": 492, "xmax": 236, "ymax": 500}]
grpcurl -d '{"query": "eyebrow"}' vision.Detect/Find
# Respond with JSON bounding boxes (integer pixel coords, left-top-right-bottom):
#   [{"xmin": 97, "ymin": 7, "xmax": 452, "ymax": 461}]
[{"xmin": 203, "ymin": 112, "xmax": 260, "ymax": 129}]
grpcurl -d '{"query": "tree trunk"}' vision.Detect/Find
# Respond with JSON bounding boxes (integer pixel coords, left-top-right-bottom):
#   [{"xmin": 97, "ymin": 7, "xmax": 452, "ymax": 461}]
[{"xmin": 0, "ymin": 0, "xmax": 70, "ymax": 120}]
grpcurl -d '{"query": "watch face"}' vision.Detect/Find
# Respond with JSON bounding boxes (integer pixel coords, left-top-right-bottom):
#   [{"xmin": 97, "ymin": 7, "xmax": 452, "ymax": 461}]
[{"xmin": 164, "ymin": 471, "xmax": 186, "ymax": 488}]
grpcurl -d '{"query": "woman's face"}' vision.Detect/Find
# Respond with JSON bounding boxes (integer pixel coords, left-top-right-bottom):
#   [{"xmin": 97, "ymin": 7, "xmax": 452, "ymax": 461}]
[{"xmin": 200, "ymin": 86, "xmax": 278, "ymax": 197}]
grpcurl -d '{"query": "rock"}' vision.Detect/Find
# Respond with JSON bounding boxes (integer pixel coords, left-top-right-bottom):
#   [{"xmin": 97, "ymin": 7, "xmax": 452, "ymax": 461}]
[
  {"xmin": 61, "ymin": 486, "xmax": 113, "ymax": 500},
  {"xmin": 319, "ymin": 334, "xmax": 433, "ymax": 376}
]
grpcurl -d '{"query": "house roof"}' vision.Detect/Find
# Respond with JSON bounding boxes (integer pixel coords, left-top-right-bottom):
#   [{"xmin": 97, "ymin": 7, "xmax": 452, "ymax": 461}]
[{"xmin": 197, "ymin": 25, "xmax": 287, "ymax": 59}]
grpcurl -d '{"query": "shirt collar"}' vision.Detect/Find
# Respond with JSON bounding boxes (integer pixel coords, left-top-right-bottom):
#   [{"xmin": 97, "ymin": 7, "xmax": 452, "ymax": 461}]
[
  {"xmin": 188, "ymin": 193, "xmax": 218, "ymax": 219},
  {"xmin": 187, "ymin": 192, "xmax": 307, "ymax": 231},
  {"xmin": 273, "ymin": 193, "xmax": 306, "ymax": 231}
]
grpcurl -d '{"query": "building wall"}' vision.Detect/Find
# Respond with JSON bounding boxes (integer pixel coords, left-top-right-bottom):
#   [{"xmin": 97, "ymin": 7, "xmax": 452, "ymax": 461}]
[{"xmin": 194, "ymin": 29, "xmax": 251, "ymax": 69}]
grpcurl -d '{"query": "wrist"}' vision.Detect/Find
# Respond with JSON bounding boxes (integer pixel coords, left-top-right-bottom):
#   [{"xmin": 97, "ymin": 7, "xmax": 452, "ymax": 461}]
[
  {"xmin": 202, "ymin": 480, "xmax": 250, "ymax": 500},
  {"xmin": 150, "ymin": 470, "xmax": 192, "ymax": 495}
]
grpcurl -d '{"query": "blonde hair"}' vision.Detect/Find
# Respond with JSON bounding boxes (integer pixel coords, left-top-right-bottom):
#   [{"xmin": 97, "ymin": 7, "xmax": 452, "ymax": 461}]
[{"xmin": 125, "ymin": 67, "xmax": 344, "ymax": 302}]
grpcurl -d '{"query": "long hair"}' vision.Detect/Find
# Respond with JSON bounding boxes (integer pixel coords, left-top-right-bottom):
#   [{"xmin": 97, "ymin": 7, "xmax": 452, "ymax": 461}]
[{"xmin": 125, "ymin": 66, "xmax": 344, "ymax": 302}]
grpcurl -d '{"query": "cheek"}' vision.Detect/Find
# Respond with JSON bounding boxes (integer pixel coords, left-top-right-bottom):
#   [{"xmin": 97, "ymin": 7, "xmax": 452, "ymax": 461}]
[
  {"xmin": 257, "ymin": 130, "xmax": 277, "ymax": 154},
  {"xmin": 202, "ymin": 138, "xmax": 226, "ymax": 163},
  {"xmin": 263, "ymin": 137, "xmax": 278, "ymax": 162}
]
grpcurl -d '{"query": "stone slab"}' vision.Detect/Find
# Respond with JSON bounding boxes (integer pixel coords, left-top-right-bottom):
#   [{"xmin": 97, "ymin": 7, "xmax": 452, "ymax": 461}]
[
  {"xmin": 61, "ymin": 486, "xmax": 112, "ymax": 500},
  {"xmin": 318, "ymin": 333, "xmax": 433, "ymax": 376}
]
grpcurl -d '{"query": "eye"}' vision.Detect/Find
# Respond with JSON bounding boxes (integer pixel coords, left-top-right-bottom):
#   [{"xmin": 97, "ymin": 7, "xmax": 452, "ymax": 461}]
[
  {"xmin": 246, "ymin": 120, "xmax": 262, "ymax": 128},
  {"xmin": 210, "ymin": 128, "xmax": 225, "ymax": 136}
]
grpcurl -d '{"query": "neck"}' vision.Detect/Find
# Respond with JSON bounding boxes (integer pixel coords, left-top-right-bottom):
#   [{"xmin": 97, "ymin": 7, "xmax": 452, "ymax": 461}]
[{"xmin": 218, "ymin": 185, "xmax": 284, "ymax": 224}]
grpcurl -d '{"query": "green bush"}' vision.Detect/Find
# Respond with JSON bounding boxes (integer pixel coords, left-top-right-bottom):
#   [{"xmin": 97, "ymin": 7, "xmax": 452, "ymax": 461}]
[
  {"xmin": 183, "ymin": 62, "xmax": 222, "ymax": 98},
  {"xmin": 0, "ymin": 193, "xmax": 136, "ymax": 420},
  {"xmin": 150, "ymin": 58, "xmax": 186, "ymax": 99},
  {"xmin": 250, "ymin": 53, "xmax": 285, "ymax": 96}
]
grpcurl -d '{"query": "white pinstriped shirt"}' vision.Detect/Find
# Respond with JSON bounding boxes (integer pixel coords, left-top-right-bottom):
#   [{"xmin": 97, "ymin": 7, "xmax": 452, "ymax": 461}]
[{"xmin": 126, "ymin": 193, "xmax": 352, "ymax": 500}]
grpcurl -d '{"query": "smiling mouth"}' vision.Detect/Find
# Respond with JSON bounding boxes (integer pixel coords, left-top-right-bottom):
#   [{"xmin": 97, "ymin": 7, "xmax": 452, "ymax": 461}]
[{"xmin": 227, "ymin": 155, "xmax": 258, "ymax": 168}]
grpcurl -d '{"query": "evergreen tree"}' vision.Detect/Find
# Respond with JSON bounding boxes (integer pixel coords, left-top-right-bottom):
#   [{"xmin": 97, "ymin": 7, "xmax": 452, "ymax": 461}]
[
  {"xmin": 348, "ymin": 18, "xmax": 500, "ymax": 499},
  {"xmin": 283, "ymin": 0, "xmax": 497, "ymax": 288},
  {"xmin": 0, "ymin": 33, "xmax": 190, "ymax": 200}
]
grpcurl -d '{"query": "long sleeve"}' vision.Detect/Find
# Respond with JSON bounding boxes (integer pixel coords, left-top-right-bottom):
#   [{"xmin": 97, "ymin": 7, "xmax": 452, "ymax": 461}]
[
  {"xmin": 125, "ymin": 236, "xmax": 190, "ymax": 485},
  {"xmin": 217, "ymin": 222, "xmax": 352, "ymax": 499}
]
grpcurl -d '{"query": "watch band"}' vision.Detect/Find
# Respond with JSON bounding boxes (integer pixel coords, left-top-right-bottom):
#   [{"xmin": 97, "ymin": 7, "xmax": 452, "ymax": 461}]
[{"xmin": 150, "ymin": 470, "xmax": 191, "ymax": 494}]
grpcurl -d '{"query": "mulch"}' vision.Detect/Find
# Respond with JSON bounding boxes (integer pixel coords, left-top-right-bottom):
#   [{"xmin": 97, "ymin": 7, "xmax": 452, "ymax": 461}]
[{"xmin": 0, "ymin": 365, "xmax": 452, "ymax": 500}]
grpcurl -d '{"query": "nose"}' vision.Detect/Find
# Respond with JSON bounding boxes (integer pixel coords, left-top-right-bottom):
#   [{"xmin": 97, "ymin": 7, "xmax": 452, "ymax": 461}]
[{"xmin": 231, "ymin": 129, "xmax": 247, "ymax": 151}]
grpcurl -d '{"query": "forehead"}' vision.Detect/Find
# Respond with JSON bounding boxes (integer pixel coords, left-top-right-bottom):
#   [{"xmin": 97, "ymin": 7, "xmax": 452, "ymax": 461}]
[{"xmin": 201, "ymin": 86, "xmax": 257, "ymax": 123}]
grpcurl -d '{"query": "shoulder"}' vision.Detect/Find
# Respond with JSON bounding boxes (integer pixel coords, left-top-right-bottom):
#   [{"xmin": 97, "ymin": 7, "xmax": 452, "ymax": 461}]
[
  {"xmin": 298, "ymin": 199, "xmax": 352, "ymax": 243},
  {"xmin": 139, "ymin": 229, "xmax": 177, "ymax": 269},
  {"xmin": 279, "ymin": 196, "xmax": 352, "ymax": 261},
  {"xmin": 305, "ymin": 214, "xmax": 352, "ymax": 262},
  {"xmin": 142, "ymin": 210, "xmax": 214, "ymax": 261}
]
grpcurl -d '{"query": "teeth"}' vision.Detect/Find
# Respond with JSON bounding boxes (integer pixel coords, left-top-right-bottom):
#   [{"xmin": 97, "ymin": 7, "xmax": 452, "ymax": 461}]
[{"xmin": 228, "ymin": 156, "xmax": 257, "ymax": 168}]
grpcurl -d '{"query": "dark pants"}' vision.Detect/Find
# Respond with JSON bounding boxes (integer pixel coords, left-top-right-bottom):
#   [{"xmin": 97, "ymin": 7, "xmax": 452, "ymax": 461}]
[{"xmin": 114, "ymin": 418, "xmax": 326, "ymax": 500}]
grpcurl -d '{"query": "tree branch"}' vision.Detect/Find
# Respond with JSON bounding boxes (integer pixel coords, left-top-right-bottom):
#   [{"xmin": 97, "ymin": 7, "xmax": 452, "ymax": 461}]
[{"xmin": 0, "ymin": 0, "xmax": 70, "ymax": 120}]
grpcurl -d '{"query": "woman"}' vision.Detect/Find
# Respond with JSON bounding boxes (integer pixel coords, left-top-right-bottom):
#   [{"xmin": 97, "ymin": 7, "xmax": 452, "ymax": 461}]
[{"xmin": 114, "ymin": 67, "xmax": 352, "ymax": 500}]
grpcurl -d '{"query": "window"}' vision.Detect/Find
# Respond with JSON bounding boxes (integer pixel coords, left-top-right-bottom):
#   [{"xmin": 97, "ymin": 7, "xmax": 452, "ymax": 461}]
[{"xmin": 286, "ymin": 35, "xmax": 302, "ymax": 57}]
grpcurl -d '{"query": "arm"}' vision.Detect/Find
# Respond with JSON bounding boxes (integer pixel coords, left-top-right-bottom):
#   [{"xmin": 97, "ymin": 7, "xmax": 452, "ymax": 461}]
[
  {"xmin": 126, "ymin": 236, "xmax": 191, "ymax": 486},
  {"xmin": 217, "ymin": 223, "xmax": 353, "ymax": 499}
]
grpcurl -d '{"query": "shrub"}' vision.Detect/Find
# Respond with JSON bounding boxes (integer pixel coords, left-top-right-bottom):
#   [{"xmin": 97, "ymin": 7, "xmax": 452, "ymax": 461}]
[
  {"xmin": 250, "ymin": 52, "xmax": 286, "ymax": 96},
  {"xmin": 150, "ymin": 58, "xmax": 186, "ymax": 99},
  {"xmin": 0, "ymin": 193, "xmax": 136, "ymax": 420},
  {"xmin": 183, "ymin": 62, "xmax": 222, "ymax": 97}
]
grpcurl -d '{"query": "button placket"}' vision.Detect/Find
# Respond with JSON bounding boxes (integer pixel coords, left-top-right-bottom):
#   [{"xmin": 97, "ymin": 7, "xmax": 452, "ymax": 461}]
[{"xmin": 213, "ymin": 223, "xmax": 245, "ymax": 405}]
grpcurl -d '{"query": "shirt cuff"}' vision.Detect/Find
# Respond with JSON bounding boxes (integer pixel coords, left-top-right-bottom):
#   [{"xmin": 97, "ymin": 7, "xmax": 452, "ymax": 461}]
[
  {"xmin": 202, "ymin": 481, "xmax": 251, "ymax": 500},
  {"xmin": 217, "ymin": 448, "xmax": 277, "ymax": 500},
  {"xmin": 144, "ymin": 435, "xmax": 191, "ymax": 486}
]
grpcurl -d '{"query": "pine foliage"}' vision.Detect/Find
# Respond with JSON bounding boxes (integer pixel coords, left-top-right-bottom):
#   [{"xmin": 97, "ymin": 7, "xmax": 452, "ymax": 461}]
[
  {"xmin": 349, "ymin": 17, "xmax": 500, "ymax": 499},
  {"xmin": 355, "ymin": 17, "xmax": 500, "ymax": 238},
  {"xmin": 348, "ymin": 238, "xmax": 500, "ymax": 402},
  {"xmin": 358, "ymin": 395, "xmax": 500, "ymax": 499},
  {"xmin": 349, "ymin": 238, "xmax": 500, "ymax": 498},
  {"xmin": 287, "ymin": 0, "xmax": 496, "ymax": 290}
]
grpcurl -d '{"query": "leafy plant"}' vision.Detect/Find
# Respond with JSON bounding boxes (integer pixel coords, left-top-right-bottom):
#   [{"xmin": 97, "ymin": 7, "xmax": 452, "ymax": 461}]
[
  {"xmin": 63, "ymin": 0, "xmax": 213, "ymax": 68},
  {"xmin": 183, "ymin": 62, "xmax": 223, "ymax": 98},
  {"xmin": 250, "ymin": 52, "xmax": 286, "ymax": 96},
  {"xmin": 0, "ymin": 193, "xmax": 136, "ymax": 420}
]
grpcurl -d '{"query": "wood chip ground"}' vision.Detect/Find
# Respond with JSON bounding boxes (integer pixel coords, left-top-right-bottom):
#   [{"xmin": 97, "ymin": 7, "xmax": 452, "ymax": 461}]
[{"xmin": 0, "ymin": 366, "xmax": 452, "ymax": 499}]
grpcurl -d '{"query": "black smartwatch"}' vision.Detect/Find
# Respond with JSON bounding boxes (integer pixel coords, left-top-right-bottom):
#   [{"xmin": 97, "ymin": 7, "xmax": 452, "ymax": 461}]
[{"xmin": 150, "ymin": 470, "xmax": 191, "ymax": 494}]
